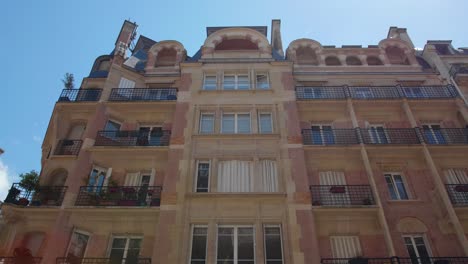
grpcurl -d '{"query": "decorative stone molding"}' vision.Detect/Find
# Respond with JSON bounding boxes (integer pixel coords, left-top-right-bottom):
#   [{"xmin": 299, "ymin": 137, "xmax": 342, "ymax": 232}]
[{"xmin": 146, "ymin": 40, "xmax": 186, "ymax": 70}]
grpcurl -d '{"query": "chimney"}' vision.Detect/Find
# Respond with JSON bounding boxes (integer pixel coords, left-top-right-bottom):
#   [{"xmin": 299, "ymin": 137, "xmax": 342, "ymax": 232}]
[
  {"xmin": 387, "ymin": 26, "xmax": 414, "ymax": 49},
  {"xmin": 271, "ymin": 19, "xmax": 284, "ymax": 57},
  {"xmin": 114, "ymin": 20, "xmax": 138, "ymax": 59}
]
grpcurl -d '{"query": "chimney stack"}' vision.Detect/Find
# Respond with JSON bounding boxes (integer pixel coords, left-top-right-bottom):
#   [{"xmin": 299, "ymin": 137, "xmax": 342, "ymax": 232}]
[
  {"xmin": 271, "ymin": 19, "xmax": 284, "ymax": 57},
  {"xmin": 387, "ymin": 27, "xmax": 414, "ymax": 49},
  {"xmin": 114, "ymin": 20, "xmax": 138, "ymax": 59}
]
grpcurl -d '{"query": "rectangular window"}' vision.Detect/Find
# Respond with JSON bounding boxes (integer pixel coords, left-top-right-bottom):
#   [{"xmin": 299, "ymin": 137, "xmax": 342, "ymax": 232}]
[
  {"xmin": 87, "ymin": 166, "xmax": 110, "ymax": 192},
  {"xmin": 223, "ymin": 74, "xmax": 250, "ymax": 90},
  {"xmin": 330, "ymin": 236, "xmax": 362, "ymax": 258},
  {"xmin": 195, "ymin": 161, "xmax": 210, "ymax": 193},
  {"xmin": 256, "ymin": 74, "xmax": 269, "ymax": 89},
  {"xmin": 259, "ymin": 113, "xmax": 273, "ymax": 133},
  {"xmin": 217, "ymin": 226, "xmax": 254, "ymax": 264},
  {"xmin": 203, "ymin": 75, "xmax": 217, "ymax": 90},
  {"xmin": 259, "ymin": 160, "xmax": 278, "ymax": 192},
  {"xmin": 222, "ymin": 113, "xmax": 251, "ymax": 134},
  {"xmin": 385, "ymin": 173, "xmax": 409, "ymax": 200},
  {"xmin": 118, "ymin": 77, "xmax": 136, "ymax": 89},
  {"xmin": 190, "ymin": 226, "xmax": 208, "ymax": 264},
  {"xmin": 310, "ymin": 125, "xmax": 334, "ymax": 145},
  {"xmin": 200, "ymin": 113, "xmax": 215, "ymax": 134},
  {"xmin": 66, "ymin": 230, "xmax": 90, "ymax": 259},
  {"xmin": 109, "ymin": 236, "xmax": 142, "ymax": 263},
  {"xmin": 403, "ymin": 235, "xmax": 431, "ymax": 261},
  {"xmin": 218, "ymin": 160, "xmax": 254, "ymax": 192},
  {"xmin": 368, "ymin": 124, "xmax": 389, "ymax": 144},
  {"xmin": 264, "ymin": 226, "xmax": 283, "ymax": 264},
  {"xmin": 105, "ymin": 120, "xmax": 121, "ymax": 131},
  {"xmin": 422, "ymin": 124, "xmax": 446, "ymax": 144},
  {"xmin": 319, "ymin": 171, "xmax": 350, "ymax": 206}
]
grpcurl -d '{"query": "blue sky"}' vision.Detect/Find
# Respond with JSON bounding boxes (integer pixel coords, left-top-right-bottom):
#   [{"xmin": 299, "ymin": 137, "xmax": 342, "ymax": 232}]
[{"xmin": 1, "ymin": 0, "xmax": 467, "ymax": 198}]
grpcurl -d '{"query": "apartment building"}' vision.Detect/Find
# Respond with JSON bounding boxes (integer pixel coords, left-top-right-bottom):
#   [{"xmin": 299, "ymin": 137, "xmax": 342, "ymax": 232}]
[{"xmin": 1, "ymin": 20, "xmax": 468, "ymax": 264}]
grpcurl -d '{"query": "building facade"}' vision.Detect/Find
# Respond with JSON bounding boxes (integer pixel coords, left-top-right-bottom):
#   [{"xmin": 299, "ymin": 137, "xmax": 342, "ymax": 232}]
[{"xmin": 1, "ymin": 20, "xmax": 468, "ymax": 264}]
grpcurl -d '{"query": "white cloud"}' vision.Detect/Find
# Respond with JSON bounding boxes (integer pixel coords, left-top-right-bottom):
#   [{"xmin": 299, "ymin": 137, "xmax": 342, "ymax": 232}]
[
  {"xmin": 32, "ymin": 135, "xmax": 42, "ymax": 143},
  {"xmin": 0, "ymin": 159, "xmax": 12, "ymax": 201}
]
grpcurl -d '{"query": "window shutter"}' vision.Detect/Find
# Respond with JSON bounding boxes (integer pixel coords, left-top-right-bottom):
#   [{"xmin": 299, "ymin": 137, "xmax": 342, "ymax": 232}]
[
  {"xmin": 103, "ymin": 167, "xmax": 112, "ymax": 186},
  {"xmin": 118, "ymin": 77, "xmax": 135, "ymax": 88},
  {"xmin": 124, "ymin": 172, "xmax": 141, "ymax": 186},
  {"xmin": 259, "ymin": 160, "xmax": 278, "ymax": 192},
  {"xmin": 330, "ymin": 236, "xmax": 362, "ymax": 258},
  {"xmin": 444, "ymin": 169, "xmax": 468, "ymax": 184}
]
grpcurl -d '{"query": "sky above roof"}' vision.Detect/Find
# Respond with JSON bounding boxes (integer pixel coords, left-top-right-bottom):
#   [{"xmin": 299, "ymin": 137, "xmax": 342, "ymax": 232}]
[{"xmin": 1, "ymin": 0, "xmax": 467, "ymax": 199}]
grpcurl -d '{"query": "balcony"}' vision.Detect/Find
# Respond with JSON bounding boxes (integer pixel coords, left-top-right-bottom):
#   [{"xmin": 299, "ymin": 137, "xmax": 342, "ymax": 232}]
[
  {"xmin": 446, "ymin": 184, "xmax": 468, "ymax": 206},
  {"xmin": 95, "ymin": 130, "xmax": 171, "ymax": 147},
  {"xmin": 322, "ymin": 257, "xmax": 468, "ymax": 264},
  {"xmin": 54, "ymin": 140, "xmax": 82, "ymax": 155},
  {"xmin": 310, "ymin": 185, "xmax": 375, "ymax": 207},
  {"xmin": 109, "ymin": 88, "xmax": 177, "ymax": 101},
  {"xmin": 420, "ymin": 128, "xmax": 468, "ymax": 145},
  {"xmin": 450, "ymin": 63, "xmax": 468, "ymax": 79},
  {"xmin": 360, "ymin": 128, "xmax": 421, "ymax": 145},
  {"xmin": 56, "ymin": 257, "xmax": 152, "ymax": 264},
  {"xmin": 75, "ymin": 186, "xmax": 162, "ymax": 207},
  {"xmin": 58, "ymin": 89, "xmax": 102, "ymax": 102},
  {"xmin": 295, "ymin": 85, "xmax": 458, "ymax": 100},
  {"xmin": 0, "ymin": 257, "xmax": 42, "ymax": 264},
  {"xmin": 322, "ymin": 258, "xmax": 392, "ymax": 264},
  {"xmin": 302, "ymin": 129, "xmax": 360, "ymax": 145},
  {"xmin": 3, "ymin": 183, "xmax": 67, "ymax": 207}
]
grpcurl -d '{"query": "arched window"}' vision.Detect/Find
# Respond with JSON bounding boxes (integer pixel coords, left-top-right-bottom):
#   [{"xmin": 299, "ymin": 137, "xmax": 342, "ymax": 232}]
[
  {"xmin": 346, "ymin": 56, "xmax": 362, "ymax": 66},
  {"xmin": 367, "ymin": 56, "xmax": 383, "ymax": 65},
  {"xmin": 325, "ymin": 56, "xmax": 341, "ymax": 66},
  {"xmin": 155, "ymin": 48, "xmax": 177, "ymax": 67},
  {"xmin": 296, "ymin": 46, "xmax": 319, "ymax": 65},
  {"xmin": 215, "ymin": 39, "xmax": 258, "ymax": 51},
  {"xmin": 386, "ymin": 46, "xmax": 409, "ymax": 65}
]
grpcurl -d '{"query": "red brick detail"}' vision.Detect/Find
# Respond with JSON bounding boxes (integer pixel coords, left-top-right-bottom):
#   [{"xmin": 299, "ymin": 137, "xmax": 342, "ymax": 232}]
[
  {"xmin": 161, "ymin": 192, "xmax": 178, "ymax": 205},
  {"xmin": 179, "ymin": 73, "xmax": 192, "ymax": 92},
  {"xmin": 170, "ymin": 136, "xmax": 185, "ymax": 145},
  {"xmin": 294, "ymin": 191, "xmax": 312, "ymax": 204},
  {"xmin": 296, "ymin": 210, "xmax": 321, "ymax": 264},
  {"xmin": 287, "ymin": 135, "xmax": 303, "ymax": 144},
  {"xmin": 281, "ymin": 72, "xmax": 295, "ymax": 91}
]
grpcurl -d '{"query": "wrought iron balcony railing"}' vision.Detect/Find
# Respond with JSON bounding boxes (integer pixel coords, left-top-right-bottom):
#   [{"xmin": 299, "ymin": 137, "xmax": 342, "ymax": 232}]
[
  {"xmin": 420, "ymin": 128, "xmax": 468, "ymax": 145},
  {"xmin": 446, "ymin": 184, "xmax": 468, "ymax": 206},
  {"xmin": 0, "ymin": 257, "xmax": 42, "ymax": 264},
  {"xmin": 95, "ymin": 130, "xmax": 171, "ymax": 147},
  {"xmin": 56, "ymin": 257, "xmax": 152, "ymax": 264},
  {"xmin": 360, "ymin": 128, "xmax": 421, "ymax": 144},
  {"xmin": 296, "ymin": 85, "xmax": 458, "ymax": 100},
  {"xmin": 109, "ymin": 88, "xmax": 177, "ymax": 101},
  {"xmin": 54, "ymin": 139, "xmax": 82, "ymax": 155},
  {"xmin": 321, "ymin": 257, "xmax": 468, "ymax": 264},
  {"xmin": 75, "ymin": 185, "xmax": 162, "ymax": 207},
  {"xmin": 302, "ymin": 129, "xmax": 360, "ymax": 145},
  {"xmin": 310, "ymin": 185, "xmax": 375, "ymax": 206},
  {"xmin": 321, "ymin": 258, "xmax": 393, "ymax": 264},
  {"xmin": 58, "ymin": 89, "xmax": 102, "ymax": 102},
  {"xmin": 3, "ymin": 183, "xmax": 67, "ymax": 207},
  {"xmin": 450, "ymin": 64, "xmax": 468, "ymax": 79}
]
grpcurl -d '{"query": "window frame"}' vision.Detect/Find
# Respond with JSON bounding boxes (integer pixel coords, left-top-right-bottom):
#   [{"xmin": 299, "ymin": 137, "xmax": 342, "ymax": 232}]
[
  {"xmin": 367, "ymin": 124, "xmax": 390, "ymax": 144},
  {"xmin": 106, "ymin": 235, "xmax": 143, "ymax": 261},
  {"xmin": 104, "ymin": 119, "xmax": 122, "ymax": 131},
  {"xmin": 310, "ymin": 124, "xmax": 335, "ymax": 145},
  {"xmin": 199, "ymin": 113, "xmax": 216, "ymax": 134},
  {"xmin": 384, "ymin": 172, "xmax": 410, "ymax": 200},
  {"xmin": 65, "ymin": 229, "xmax": 92, "ymax": 259},
  {"xmin": 223, "ymin": 73, "xmax": 250, "ymax": 90},
  {"xmin": 422, "ymin": 123, "xmax": 446, "ymax": 144},
  {"xmin": 258, "ymin": 112, "xmax": 273, "ymax": 134},
  {"xmin": 216, "ymin": 225, "xmax": 256, "ymax": 264},
  {"xmin": 221, "ymin": 112, "xmax": 251, "ymax": 134},
  {"xmin": 255, "ymin": 73, "xmax": 270, "ymax": 90},
  {"xmin": 263, "ymin": 225, "xmax": 284, "ymax": 264},
  {"xmin": 402, "ymin": 234, "xmax": 432, "ymax": 259},
  {"xmin": 203, "ymin": 75, "xmax": 217, "ymax": 90},
  {"xmin": 195, "ymin": 160, "xmax": 211, "ymax": 193},
  {"xmin": 189, "ymin": 225, "xmax": 209, "ymax": 264}
]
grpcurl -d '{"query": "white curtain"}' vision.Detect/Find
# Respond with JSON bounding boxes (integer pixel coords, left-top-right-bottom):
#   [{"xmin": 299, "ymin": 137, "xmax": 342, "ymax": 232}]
[
  {"xmin": 319, "ymin": 171, "xmax": 350, "ymax": 205},
  {"xmin": 124, "ymin": 172, "xmax": 141, "ymax": 186},
  {"xmin": 118, "ymin": 77, "xmax": 135, "ymax": 88},
  {"xmin": 330, "ymin": 236, "xmax": 362, "ymax": 258},
  {"xmin": 259, "ymin": 160, "xmax": 278, "ymax": 192},
  {"xmin": 319, "ymin": 171, "xmax": 346, "ymax": 185},
  {"xmin": 444, "ymin": 168, "xmax": 468, "ymax": 184},
  {"xmin": 218, "ymin": 160, "xmax": 253, "ymax": 192}
]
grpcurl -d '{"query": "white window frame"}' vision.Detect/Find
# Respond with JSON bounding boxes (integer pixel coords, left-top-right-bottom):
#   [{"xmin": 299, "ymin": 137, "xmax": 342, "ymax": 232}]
[
  {"xmin": 189, "ymin": 225, "xmax": 208, "ymax": 264},
  {"xmin": 384, "ymin": 172, "xmax": 410, "ymax": 200},
  {"xmin": 263, "ymin": 225, "xmax": 284, "ymax": 264},
  {"xmin": 203, "ymin": 75, "xmax": 217, "ymax": 90},
  {"xmin": 65, "ymin": 229, "xmax": 92, "ymax": 259},
  {"xmin": 255, "ymin": 73, "xmax": 270, "ymax": 90},
  {"xmin": 258, "ymin": 112, "xmax": 273, "ymax": 133},
  {"xmin": 216, "ymin": 225, "xmax": 255, "ymax": 264},
  {"xmin": 367, "ymin": 124, "xmax": 390, "ymax": 144},
  {"xmin": 195, "ymin": 160, "xmax": 211, "ymax": 193},
  {"xmin": 221, "ymin": 112, "xmax": 251, "ymax": 134},
  {"xmin": 107, "ymin": 235, "xmax": 143, "ymax": 260},
  {"xmin": 199, "ymin": 113, "xmax": 215, "ymax": 134},
  {"xmin": 422, "ymin": 123, "xmax": 445, "ymax": 144},
  {"xmin": 223, "ymin": 73, "xmax": 250, "ymax": 90},
  {"xmin": 402, "ymin": 234, "xmax": 432, "ymax": 259},
  {"xmin": 310, "ymin": 124, "xmax": 334, "ymax": 144}
]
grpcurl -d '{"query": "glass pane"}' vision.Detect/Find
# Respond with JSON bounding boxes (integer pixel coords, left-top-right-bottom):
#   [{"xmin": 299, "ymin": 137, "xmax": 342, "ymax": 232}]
[
  {"xmin": 385, "ymin": 175, "xmax": 398, "ymax": 200},
  {"xmin": 222, "ymin": 114, "xmax": 235, "ymax": 133},
  {"xmin": 237, "ymin": 75, "xmax": 250, "ymax": 90},
  {"xmin": 128, "ymin": 238, "xmax": 142, "ymax": 249},
  {"xmin": 237, "ymin": 114, "xmax": 251, "ymax": 133},
  {"xmin": 256, "ymin": 74, "xmax": 269, "ymax": 89},
  {"xmin": 237, "ymin": 233, "xmax": 254, "ymax": 260},
  {"xmin": 197, "ymin": 163, "xmax": 210, "ymax": 192},
  {"xmin": 200, "ymin": 114, "xmax": 214, "ymax": 134},
  {"xmin": 217, "ymin": 228, "xmax": 234, "ymax": 262},
  {"xmin": 105, "ymin": 120, "xmax": 121, "ymax": 131},
  {"xmin": 260, "ymin": 114, "xmax": 273, "ymax": 133},
  {"xmin": 223, "ymin": 76, "xmax": 236, "ymax": 90},
  {"xmin": 265, "ymin": 227, "xmax": 283, "ymax": 262},
  {"xmin": 66, "ymin": 232, "xmax": 89, "ymax": 259},
  {"xmin": 204, "ymin": 76, "xmax": 217, "ymax": 90},
  {"xmin": 191, "ymin": 228, "xmax": 207, "ymax": 261},
  {"xmin": 112, "ymin": 238, "xmax": 127, "ymax": 248},
  {"xmin": 394, "ymin": 175, "xmax": 409, "ymax": 200},
  {"xmin": 109, "ymin": 248, "xmax": 125, "ymax": 263}
]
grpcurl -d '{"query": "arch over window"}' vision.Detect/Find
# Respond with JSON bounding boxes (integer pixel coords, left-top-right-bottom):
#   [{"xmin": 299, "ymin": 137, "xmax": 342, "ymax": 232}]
[
  {"xmin": 325, "ymin": 56, "xmax": 341, "ymax": 66},
  {"xmin": 215, "ymin": 38, "xmax": 258, "ymax": 50},
  {"xmin": 346, "ymin": 56, "xmax": 362, "ymax": 66},
  {"xmin": 155, "ymin": 48, "xmax": 177, "ymax": 66},
  {"xmin": 147, "ymin": 40, "xmax": 186, "ymax": 70},
  {"xmin": 386, "ymin": 46, "xmax": 409, "ymax": 65},
  {"xmin": 296, "ymin": 46, "xmax": 319, "ymax": 65},
  {"xmin": 47, "ymin": 168, "xmax": 68, "ymax": 186},
  {"xmin": 367, "ymin": 56, "xmax": 383, "ymax": 65},
  {"xmin": 397, "ymin": 217, "xmax": 428, "ymax": 233}
]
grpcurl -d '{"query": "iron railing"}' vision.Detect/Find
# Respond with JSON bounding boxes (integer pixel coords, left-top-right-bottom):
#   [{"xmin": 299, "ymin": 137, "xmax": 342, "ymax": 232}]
[
  {"xmin": 58, "ymin": 89, "xmax": 102, "ymax": 102},
  {"xmin": 321, "ymin": 257, "xmax": 468, "ymax": 264},
  {"xmin": 296, "ymin": 85, "xmax": 458, "ymax": 100},
  {"xmin": 360, "ymin": 128, "xmax": 421, "ymax": 144},
  {"xmin": 3, "ymin": 183, "xmax": 67, "ymax": 206},
  {"xmin": 56, "ymin": 257, "xmax": 152, "ymax": 264},
  {"xmin": 109, "ymin": 88, "xmax": 177, "ymax": 101},
  {"xmin": 95, "ymin": 130, "xmax": 171, "ymax": 146},
  {"xmin": 321, "ymin": 258, "xmax": 393, "ymax": 264},
  {"xmin": 75, "ymin": 186, "xmax": 162, "ymax": 207},
  {"xmin": 449, "ymin": 64, "xmax": 468, "ymax": 79},
  {"xmin": 54, "ymin": 139, "xmax": 82, "ymax": 155},
  {"xmin": 420, "ymin": 128, "xmax": 468, "ymax": 145},
  {"xmin": 446, "ymin": 184, "xmax": 468, "ymax": 206},
  {"xmin": 0, "ymin": 257, "xmax": 42, "ymax": 264},
  {"xmin": 310, "ymin": 185, "xmax": 375, "ymax": 206},
  {"xmin": 302, "ymin": 129, "xmax": 360, "ymax": 145}
]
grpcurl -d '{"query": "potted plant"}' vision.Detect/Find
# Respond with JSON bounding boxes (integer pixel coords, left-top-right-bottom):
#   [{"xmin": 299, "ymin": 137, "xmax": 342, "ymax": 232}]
[
  {"xmin": 16, "ymin": 170, "xmax": 40, "ymax": 206},
  {"xmin": 348, "ymin": 256, "xmax": 369, "ymax": 264}
]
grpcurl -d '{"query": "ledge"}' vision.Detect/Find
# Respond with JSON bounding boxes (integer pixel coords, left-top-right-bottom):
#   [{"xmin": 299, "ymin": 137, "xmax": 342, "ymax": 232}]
[
  {"xmin": 198, "ymin": 89, "xmax": 274, "ymax": 94},
  {"xmin": 193, "ymin": 133, "xmax": 281, "ymax": 139},
  {"xmin": 186, "ymin": 192, "xmax": 287, "ymax": 199}
]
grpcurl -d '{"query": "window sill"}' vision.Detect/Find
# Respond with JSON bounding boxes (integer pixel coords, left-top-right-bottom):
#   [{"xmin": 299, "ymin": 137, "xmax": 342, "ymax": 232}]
[
  {"xmin": 198, "ymin": 89, "xmax": 273, "ymax": 94},
  {"xmin": 193, "ymin": 133, "xmax": 281, "ymax": 139},
  {"xmin": 187, "ymin": 192, "xmax": 287, "ymax": 198}
]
